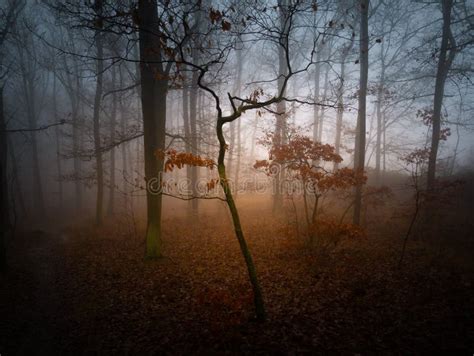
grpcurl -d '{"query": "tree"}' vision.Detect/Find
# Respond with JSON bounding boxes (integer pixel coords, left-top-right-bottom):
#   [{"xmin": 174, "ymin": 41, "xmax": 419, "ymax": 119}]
[
  {"xmin": 137, "ymin": 0, "xmax": 169, "ymax": 258},
  {"xmin": 256, "ymin": 130, "xmax": 366, "ymax": 245},
  {"xmin": 107, "ymin": 65, "xmax": 118, "ymax": 216},
  {"xmin": 353, "ymin": 0, "xmax": 369, "ymax": 226},
  {"xmin": 92, "ymin": 0, "xmax": 105, "ymax": 226},
  {"xmin": 332, "ymin": 5, "xmax": 356, "ymax": 171},
  {"xmin": 427, "ymin": 0, "xmax": 456, "ymax": 190},
  {"xmin": 273, "ymin": 0, "xmax": 290, "ymax": 213},
  {"xmin": 1, "ymin": 0, "xmax": 25, "ymax": 271},
  {"xmin": 15, "ymin": 24, "xmax": 46, "ymax": 217},
  {"xmin": 0, "ymin": 82, "xmax": 7, "ymax": 271},
  {"xmin": 185, "ymin": 4, "xmax": 205, "ymax": 216},
  {"xmin": 171, "ymin": 1, "xmax": 333, "ymax": 321}
]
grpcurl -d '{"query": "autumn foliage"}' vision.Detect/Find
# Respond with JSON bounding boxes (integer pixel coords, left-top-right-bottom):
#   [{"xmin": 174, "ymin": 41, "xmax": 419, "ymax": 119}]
[
  {"xmin": 156, "ymin": 149, "xmax": 215, "ymax": 172},
  {"xmin": 417, "ymin": 108, "xmax": 451, "ymax": 140},
  {"xmin": 255, "ymin": 131, "xmax": 366, "ymax": 196},
  {"xmin": 256, "ymin": 130, "xmax": 367, "ymax": 245}
]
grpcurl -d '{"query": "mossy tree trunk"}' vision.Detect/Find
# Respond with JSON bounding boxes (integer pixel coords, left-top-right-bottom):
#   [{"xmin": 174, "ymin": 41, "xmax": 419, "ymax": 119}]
[
  {"xmin": 216, "ymin": 119, "xmax": 266, "ymax": 322},
  {"xmin": 138, "ymin": 0, "xmax": 167, "ymax": 258}
]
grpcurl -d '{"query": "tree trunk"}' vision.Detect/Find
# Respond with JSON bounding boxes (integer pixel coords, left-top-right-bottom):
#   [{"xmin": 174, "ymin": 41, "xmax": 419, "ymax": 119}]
[
  {"xmin": 375, "ymin": 43, "xmax": 385, "ymax": 185},
  {"xmin": 273, "ymin": 0, "xmax": 289, "ymax": 213},
  {"xmin": 249, "ymin": 112, "xmax": 258, "ymax": 161},
  {"xmin": 234, "ymin": 44, "xmax": 243, "ymax": 194},
  {"xmin": 313, "ymin": 45, "xmax": 322, "ymax": 141},
  {"xmin": 28, "ymin": 80, "xmax": 45, "ymax": 217},
  {"xmin": 334, "ymin": 38, "xmax": 353, "ymax": 171},
  {"xmin": 227, "ymin": 122, "xmax": 235, "ymax": 179},
  {"xmin": 382, "ymin": 111, "xmax": 386, "ymax": 173},
  {"xmin": 427, "ymin": 0, "xmax": 455, "ymax": 190},
  {"xmin": 334, "ymin": 58, "xmax": 345, "ymax": 172},
  {"xmin": 190, "ymin": 51, "xmax": 199, "ymax": 213},
  {"xmin": 138, "ymin": 0, "xmax": 167, "ymax": 258},
  {"xmin": 18, "ymin": 42, "xmax": 45, "ymax": 216},
  {"xmin": 310, "ymin": 193, "xmax": 320, "ymax": 245},
  {"xmin": 317, "ymin": 52, "xmax": 331, "ymax": 143},
  {"xmin": 61, "ymin": 40, "xmax": 83, "ymax": 211},
  {"xmin": 216, "ymin": 119, "xmax": 266, "ymax": 322},
  {"xmin": 119, "ymin": 65, "xmax": 129, "ymax": 197},
  {"xmin": 108, "ymin": 66, "xmax": 117, "ymax": 216},
  {"xmin": 182, "ymin": 77, "xmax": 193, "ymax": 212},
  {"xmin": 71, "ymin": 83, "xmax": 82, "ymax": 211},
  {"xmin": 53, "ymin": 75, "xmax": 63, "ymax": 209},
  {"xmin": 353, "ymin": 0, "xmax": 369, "ymax": 226},
  {"xmin": 93, "ymin": 0, "xmax": 104, "ymax": 226},
  {"xmin": 0, "ymin": 87, "xmax": 8, "ymax": 272},
  {"xmin": 8, "ymin": 136, "xmax": 26, "ymax": 218}
]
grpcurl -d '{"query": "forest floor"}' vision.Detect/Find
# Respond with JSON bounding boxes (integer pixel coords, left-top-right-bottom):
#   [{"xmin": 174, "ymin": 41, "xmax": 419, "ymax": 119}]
[{"xmin": 1, "ymin": 194, "xmax": 474, "ymax": 354}]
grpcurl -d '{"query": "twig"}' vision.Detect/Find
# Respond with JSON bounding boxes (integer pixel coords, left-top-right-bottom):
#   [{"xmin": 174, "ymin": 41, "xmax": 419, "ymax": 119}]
[{"xmin": 3, "ymin": 120, "xmax": 66, "ymax": 133}]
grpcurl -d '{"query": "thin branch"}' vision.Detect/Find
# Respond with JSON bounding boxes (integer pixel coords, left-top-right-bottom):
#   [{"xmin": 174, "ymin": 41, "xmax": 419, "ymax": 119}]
[{"xmin": 3, "ymin": 120, "xmax": 66, "ymax": 133}]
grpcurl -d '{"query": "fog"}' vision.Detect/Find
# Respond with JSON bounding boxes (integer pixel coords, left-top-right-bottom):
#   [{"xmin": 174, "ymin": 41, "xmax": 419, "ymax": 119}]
[{"xmin": 1, "ymin": 0, "xmax": 474, "ymax": 353}]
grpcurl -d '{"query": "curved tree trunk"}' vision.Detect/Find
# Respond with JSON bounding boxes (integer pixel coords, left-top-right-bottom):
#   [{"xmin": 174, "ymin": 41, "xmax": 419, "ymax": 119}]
[{"xmin": 216, "ymin": 119, "xmax": 266, "ymax": 322}]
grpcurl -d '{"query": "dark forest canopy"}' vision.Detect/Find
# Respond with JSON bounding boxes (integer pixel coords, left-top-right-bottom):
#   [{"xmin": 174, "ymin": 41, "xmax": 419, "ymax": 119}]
[{"xmin": 1, "ymin": 0, "xmax": 474, "ymax": 353}]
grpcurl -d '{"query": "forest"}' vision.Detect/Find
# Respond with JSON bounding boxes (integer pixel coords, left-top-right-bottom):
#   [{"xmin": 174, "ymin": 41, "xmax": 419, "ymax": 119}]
[{"xmin": 1, "ymin": 0, "xmax": 474, "ymax": 354}]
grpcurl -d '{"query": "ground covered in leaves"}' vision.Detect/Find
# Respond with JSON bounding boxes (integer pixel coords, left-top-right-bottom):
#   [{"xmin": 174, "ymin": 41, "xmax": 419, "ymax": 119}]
[{"xmin": 1, "ymin": 195, "xmax": 474, "ymax": 354}]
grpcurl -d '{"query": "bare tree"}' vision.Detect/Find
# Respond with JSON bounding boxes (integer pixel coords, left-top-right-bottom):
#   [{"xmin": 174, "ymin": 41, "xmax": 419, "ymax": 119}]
[
  {"xmin": 0, "ymin": 0, "xmax": 25, "ymax": 271},
  {"xmin": 427, "ymin": 0, "xmax": 456, "ymax": 190},
  {"xmin": 92, "ymin": 0, "xmax": 105, "ymax": 226},
  {"xmin": 353, "ymin": 0, "xmax": 369, "ymax": 225}
]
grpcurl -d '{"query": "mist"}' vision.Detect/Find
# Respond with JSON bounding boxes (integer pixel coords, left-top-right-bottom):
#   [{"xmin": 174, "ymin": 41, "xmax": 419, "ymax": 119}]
[{"xmin": 1, "ymin": 0, "xmax": 474, "ymax": 354}]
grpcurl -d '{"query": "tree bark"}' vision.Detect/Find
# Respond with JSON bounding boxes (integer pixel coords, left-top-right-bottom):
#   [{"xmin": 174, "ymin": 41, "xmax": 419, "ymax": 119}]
[
  {"xmin": 318, "ymin": 51, "xmax": 331, "ymax": 143},
  {"xmin": 53, "ymin": 75, "xmax": 63, "ymax": 209},
  {"xmin": 190, "ymin": 49, "xmax": 199, "ymax": 213},
  {"xmin": 234, "ymin": 46, "xmax": 243, "ymax": 192},
  {"xmin": 60, "ymin": 33, "xmax": 83, "ymax": 211},
  {"xmin": 0, "ymin": 87, "xmax": 8, "ymax": 272},
  {"xmin": 375, "ymin": 64, "xmax": 385, "ymax": 184},
  {"xmin": 7, "ymin": 136, "xmax": 26, "ymax": 218},
  {"xmin": 273, "ymin": 0, "xmax": 289, "ymax": 213},
  {"xmin": 93, "ymin": 0, "xmax": 104, "ymax": 226},
  {"xmin": 18, "ymin": 38, "xmax": 45, "ymax": 216},
  {"xmin": 353, "ymin": 0, "xmax": 369, "ymax": 226},
  {"xmin": 216, "ymin": 119, "xmax": 266, "ymax": 322},
  {"xmin": 138, "ymin": 0, "xmax": 167, "ymax": 258},
  {"xmin": 108, "ymin": 66, "xmax": 117, "ymax": 216},
  {"xmin": 119, "ymin": 65, "xmax": 129, "ymax": 197},
  {"xmin": 182, "ymin": 77, "xmax": 193, "ymax": 213},
  {"xmin": 313, "ymin": 44, "xmax": 322, "ymax": 141},
  {"xmin": 427, "ymin": 0, "xmax": 455, "ymax": 190},
  {"xmin": 334, "ymin": 38, "xmax": 353, "ymax": 171}
]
